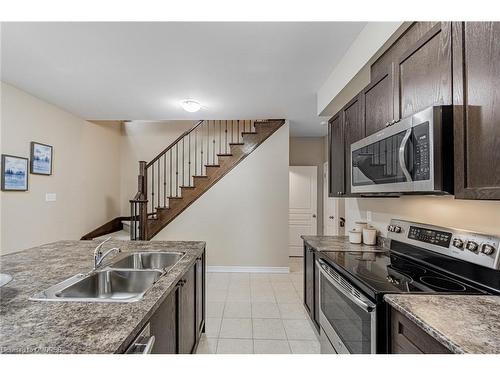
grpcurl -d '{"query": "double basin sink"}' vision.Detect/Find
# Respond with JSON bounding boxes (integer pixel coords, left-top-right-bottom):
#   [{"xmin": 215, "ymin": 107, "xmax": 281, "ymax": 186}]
[{"xmin": 31, "ymin": 251, "xmax": 185, "ymax": 303}]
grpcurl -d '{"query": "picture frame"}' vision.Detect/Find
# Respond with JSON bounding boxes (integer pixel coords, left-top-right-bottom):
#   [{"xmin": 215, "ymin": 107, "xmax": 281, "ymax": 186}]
[
  {"xmin": 1, "ymin": 154, "xmax": 29, "ymax": 192},
  {"xmin": 30, "ymin": 141, "xmax": 53, "ymax": 175}
]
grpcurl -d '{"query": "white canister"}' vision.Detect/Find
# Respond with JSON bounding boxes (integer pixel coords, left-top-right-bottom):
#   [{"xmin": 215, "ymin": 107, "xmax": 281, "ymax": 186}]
[
  {"xmin": 349, "ymin": 229, "xmax": 362, "ymax": 244},
  {"xmin": 363, "ymin": 227, "xmax": 377, "ymax": 245},
  {"xmin": 355, "ymin": 221, "xmax": 368, "ymax": 232}
]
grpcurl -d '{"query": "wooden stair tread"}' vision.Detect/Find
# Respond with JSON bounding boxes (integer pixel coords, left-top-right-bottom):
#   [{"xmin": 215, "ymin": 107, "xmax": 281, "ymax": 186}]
[{"xmin": 137, "ymin": 119, "xmax": 285, "ymax": 239}]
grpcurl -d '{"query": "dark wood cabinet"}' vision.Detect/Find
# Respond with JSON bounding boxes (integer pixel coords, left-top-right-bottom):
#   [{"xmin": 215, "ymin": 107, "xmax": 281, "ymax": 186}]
[
  {"xmin": 390, "ymin": 308, "xmax": 451, "ymax": 354},
  {"xmin": 393, "ymin": 22, "xmax": 452, "ymax": 120},
  {"xmin": 150, "ymin": 285, "xmax": 179, "ymax": 354},
  {"xmin": 328, "ymin": 112, "xmax": 345, "ymax": 197},
  {"xmin": 179, "ymin": 264, "xmax": 197, "ymax": 354},
  {"xmin": 134, "ymin": 252, "xmax": 205, "ymax": 354},
  {"xmin": 361, "ymin": 66, "xmax": 394, "ymax": 136},
  {"xmin": 452, "ymin": 22, "xmax": 500, "ymax": 200},
  {"xmin": 343, "ymin": 94, "xmax": 364, "ymax": 195},
  {"xmin": 195, "ymin": 255, "xmax": 205, "ymax": 335},
  {"xmin": 303, "ymin": 244, "xmax": 319, "ymax": 331}
]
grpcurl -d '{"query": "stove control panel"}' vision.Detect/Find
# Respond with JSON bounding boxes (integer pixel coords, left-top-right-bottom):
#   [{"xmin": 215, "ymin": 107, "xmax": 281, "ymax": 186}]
[
  {"xmin": 388, "ymin": 219, "xmax": 500, "ymax": 270},
  {"xmin": 408, "ymin": 226, "xmax": 452, "ymax": 248}
]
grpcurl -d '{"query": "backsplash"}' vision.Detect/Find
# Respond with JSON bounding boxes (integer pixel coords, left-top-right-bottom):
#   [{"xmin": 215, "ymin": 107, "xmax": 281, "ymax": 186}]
[{"xmin": 346, "ymin": 195, "xmax": 500, "ymax": 237}]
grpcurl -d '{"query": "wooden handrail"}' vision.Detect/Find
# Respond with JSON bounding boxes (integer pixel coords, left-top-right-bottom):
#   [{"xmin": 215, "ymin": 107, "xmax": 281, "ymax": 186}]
[{"xmin": 146, "ymin": 120, "xmax": 204, "ymax": 168}]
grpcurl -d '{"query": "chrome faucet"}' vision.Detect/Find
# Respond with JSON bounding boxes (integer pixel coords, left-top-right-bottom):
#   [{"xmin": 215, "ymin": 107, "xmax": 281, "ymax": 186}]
[{"xmin": 93, "ymin": 237, "xmax": 121, "ymax": 270}]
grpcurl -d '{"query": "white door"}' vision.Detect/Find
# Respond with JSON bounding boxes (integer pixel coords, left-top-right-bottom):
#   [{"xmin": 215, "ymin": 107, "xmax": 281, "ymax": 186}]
[
  {"xmin": 289, "ymin": 166, "xmax": 317, "ymax": 257},
  {"xmin": 323, "ymin": 162, "xmax": 345, "ymax": 236}
]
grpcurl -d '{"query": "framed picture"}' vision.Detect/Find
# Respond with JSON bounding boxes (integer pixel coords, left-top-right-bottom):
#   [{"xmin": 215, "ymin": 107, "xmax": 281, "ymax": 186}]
[
  {"xmin": 1, "ymin": 154, "xmax": 29, "ymax": 191},
  {"xmin": 30, "ymin": 142, "xmax": 53, "ymax": 175}
]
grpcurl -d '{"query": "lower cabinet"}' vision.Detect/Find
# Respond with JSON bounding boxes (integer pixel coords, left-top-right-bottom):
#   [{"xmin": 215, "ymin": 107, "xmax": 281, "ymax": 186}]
[
  {"xmin": 134, "ymin": 252, "xmax": 206, "ymax": 354},
  {"xmin": 303, "ymin": 244, "xmax": 320, "ymax": 331},
  {"xmin": 390, "ymin": 307, "xmax": 451, "ymax": 354}
]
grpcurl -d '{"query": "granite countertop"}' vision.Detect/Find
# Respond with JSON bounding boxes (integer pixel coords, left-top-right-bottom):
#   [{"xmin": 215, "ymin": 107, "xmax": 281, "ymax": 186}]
[
  {"xmin": 301, "ymin": 235, "xmax": 387, "ymax": 253},
  {"xmin": 385, "ymin": 294, "xmax": 500, "ymax": 354},
  {"xmin": 0, "ymin": 240, "xmax": 205, "ymax": 354}
]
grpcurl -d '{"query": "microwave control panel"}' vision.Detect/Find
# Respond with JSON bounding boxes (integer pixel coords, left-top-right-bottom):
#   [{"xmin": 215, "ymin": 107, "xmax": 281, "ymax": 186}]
[{"xmin": 412, "ymin": 122, "xmax": 430, "ymax": 181}]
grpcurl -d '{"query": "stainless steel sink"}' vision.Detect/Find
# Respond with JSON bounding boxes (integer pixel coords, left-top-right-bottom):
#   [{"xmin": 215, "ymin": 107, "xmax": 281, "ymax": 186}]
[
  {"xmin": 30, "ymin": 269, "xmax": 162, "ymax": 303},
  {"xmin": 111, "ymin": 251, "xmax": 185, "ymax": 271}
]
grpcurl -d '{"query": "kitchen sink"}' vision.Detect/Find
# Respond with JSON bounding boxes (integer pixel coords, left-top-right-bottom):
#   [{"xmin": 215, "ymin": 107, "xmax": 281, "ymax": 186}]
[
  {"xmin": 30, "ymin": 269, "xmax": 162, "ymax": 303},
  {"xmin": 110, "ymin": 251, "xmax": 185, "ymax": 271}
]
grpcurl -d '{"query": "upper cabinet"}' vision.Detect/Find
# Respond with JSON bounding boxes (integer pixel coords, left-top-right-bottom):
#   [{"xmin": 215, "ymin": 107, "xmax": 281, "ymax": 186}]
[
  {"xmin": 342, "ymin": 94, "xmax": 364, "ymax": 195},
  {"xmin": 452, "ymin": 22, "xmax": 500, "ymax": 200},
  {"xmin": 361, "ymin": 66, "xmax": 394, "ymax": 136},
  {"xmin": 393, "ymin": 22, "xmax": 452, "ymax": 120},
  {"xmin": 328, "ymin": 21, "xmax": 500, "ymax": 200},
  {"xmin": 328, "ymin": 112, "xmax": 345, "ymax": 197}
]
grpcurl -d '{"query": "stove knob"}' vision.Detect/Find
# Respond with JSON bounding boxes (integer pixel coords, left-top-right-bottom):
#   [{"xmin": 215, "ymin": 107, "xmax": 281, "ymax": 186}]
[
  {"xmin": 465, "ymin": 241, "xmax": 479, "ymax": 252},
  {"xmin": 452, "ymin": 238, "xmax": 464, "ymax": 249},
  {"xmin": 480, "ymin": 244, "xmax": 496, "ymax": 255},
  {"xmin": 387, "ymin": 225, "xmax": 394, "ymax": 232},
  {"xmin": 394, "ymin": 226, "xmax": 402, "ymax": 233}
]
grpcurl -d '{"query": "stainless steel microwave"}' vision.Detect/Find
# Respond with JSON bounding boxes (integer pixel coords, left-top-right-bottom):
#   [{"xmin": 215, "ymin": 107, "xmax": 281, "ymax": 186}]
[{"xmin": 350, "ymin": 106, "xmax": 454, "ymax": 195}]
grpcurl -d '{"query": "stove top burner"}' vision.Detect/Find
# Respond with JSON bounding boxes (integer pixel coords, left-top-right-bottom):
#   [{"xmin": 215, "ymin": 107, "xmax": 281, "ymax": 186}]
[
  {"xmin": 419, "ymin": 276, "xmax": 467, "ymax": 292},
  {"xmin": 391, "ymin": 263, "xmax": 427, "ymax": 278}
]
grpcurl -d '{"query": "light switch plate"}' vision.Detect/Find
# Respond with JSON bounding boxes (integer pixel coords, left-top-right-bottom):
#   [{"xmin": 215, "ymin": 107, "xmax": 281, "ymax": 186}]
[
  {"xmin": 45, "ymin": 193, "xmax": 57, "ymax": 202},
  {"xmin": 366, "ymin": 211, "xmax": 372, "ymax": 222}
]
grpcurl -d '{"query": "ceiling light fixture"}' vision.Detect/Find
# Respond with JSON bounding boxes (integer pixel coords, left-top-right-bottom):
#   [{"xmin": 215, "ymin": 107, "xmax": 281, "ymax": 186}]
[
  {"xmin": 181, "ymin": 99, "xmax": 202, "ymax": 113},
  {"xmin": 320, "ymin": 121, "xmax": 327, "ymax": 125}
]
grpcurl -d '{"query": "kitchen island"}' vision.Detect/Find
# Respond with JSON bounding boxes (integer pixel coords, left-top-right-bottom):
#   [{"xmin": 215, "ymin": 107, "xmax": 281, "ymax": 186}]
[{"xmin": 0, "ymin": 240, "xmax": 205, "ymax": 354}]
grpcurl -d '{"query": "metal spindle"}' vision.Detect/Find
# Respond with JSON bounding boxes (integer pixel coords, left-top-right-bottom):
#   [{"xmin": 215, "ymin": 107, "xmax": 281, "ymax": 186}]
[
  {"xmin": 188, "ymin": 132, "xmax": 191, "ymax": 185},
  {"xmin": 163, "ymin": 155, "xmax": 166, "ymax": 207},
  {"xmin": 176, "ymin": 143, "xmax": 179, "ymax": 196},
  {"xmin": 170, "ymin": 149, "xmax": 173, "ymax": 202},
  {"xmin": 157, "ymin": 161, "xmax": 160, "ymax": 210},
  {"xmin": 213, "ymin": 121, "xmax": 216, "ymax": 164},
  {"xmin": 219, "ymin": 120, "xmax": 222, "ymax": 155},
  {"xmin": 182, "ymin": 137, "xmax": 185, "ymax": 187},
  {"xmin": 195, "ymin": 127, "xmax": 198, "ymax": 176},
  {"xmin": 151, "ymin": 166, "xmax": 154, "ymax": 214},
  {"xmin": 225, "ymin": 120, "xmax": 228, "ymax": 153}
]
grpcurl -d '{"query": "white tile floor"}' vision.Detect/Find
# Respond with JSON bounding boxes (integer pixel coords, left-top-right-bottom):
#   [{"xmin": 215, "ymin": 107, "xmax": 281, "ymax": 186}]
[{"xmin": 196, "ymin": 257, "xmax": 321, "ymax": 354}]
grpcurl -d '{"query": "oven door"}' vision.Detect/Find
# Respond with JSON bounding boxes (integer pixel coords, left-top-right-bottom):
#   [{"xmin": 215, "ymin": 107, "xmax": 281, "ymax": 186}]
[{"xmin": 317, "ymin": 259, "xmax": 377, "ymax": 354}]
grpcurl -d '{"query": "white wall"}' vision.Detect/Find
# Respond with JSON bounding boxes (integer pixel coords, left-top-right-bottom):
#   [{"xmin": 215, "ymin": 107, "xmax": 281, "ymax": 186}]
[
  {"xmin": 119, "ymin": 120, "xmax": 194, "ymax": 215},
  {"xmin": 345, "ymin": 196, "xmax": 500, "ymax": 237},
  {"xmin": 0, "ymin": 82, "xmax": 122, "ymax": 254},
  {"xmin": 317, "ymin": 22, "xmax": 402, "ymax": 116},
  {"xmin": 153, "ymin": 122, "xmax": 290, "ymax": 269}
]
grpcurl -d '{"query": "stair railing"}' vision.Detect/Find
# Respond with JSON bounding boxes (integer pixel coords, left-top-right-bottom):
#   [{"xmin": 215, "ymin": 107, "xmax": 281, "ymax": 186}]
[{"xmin": 129, "ymin": 119, "xmax": 257, "ymax": 240}]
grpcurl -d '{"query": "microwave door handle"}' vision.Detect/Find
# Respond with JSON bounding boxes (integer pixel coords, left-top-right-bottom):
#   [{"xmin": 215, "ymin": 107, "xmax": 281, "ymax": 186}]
[
  {"xmin": 399, "ymin": 128, "xmax": 412, "ymax": 182},
  {"xmin": 317, "ymin": 260, "xmax": 376, "ymax": 312}
]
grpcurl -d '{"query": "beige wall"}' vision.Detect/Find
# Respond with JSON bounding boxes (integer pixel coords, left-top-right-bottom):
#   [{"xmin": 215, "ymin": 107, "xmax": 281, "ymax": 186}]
[
  {"xmin": 154, "ymin": 123, "xmax": 290, "ymax": 269},
  {"xmin": 289, "ymin": 137, "xmax": 325, "ymax": 235},
  {"xmin": 119, "ymin": 120, "xmax": 194, "ymax": 215},
  {"xmin": 0, "ymin": 82, "xmax": 122, "ymax": 254}
]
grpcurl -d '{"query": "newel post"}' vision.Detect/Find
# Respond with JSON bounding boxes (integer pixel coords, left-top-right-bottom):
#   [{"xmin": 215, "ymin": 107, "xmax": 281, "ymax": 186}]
[{"xmin": 138, "ymin": 161, "xmax": 148, "ymax": 240}]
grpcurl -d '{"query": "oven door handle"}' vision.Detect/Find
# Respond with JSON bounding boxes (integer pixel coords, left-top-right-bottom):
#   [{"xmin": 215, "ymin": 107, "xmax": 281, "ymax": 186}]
[
  {"xmin": 399, "ymin": 128, "xmax": 412, "ymax": 182},
  {"xmin": 317, "ymin": 259, "xmax": 376, "ymax": 312}
]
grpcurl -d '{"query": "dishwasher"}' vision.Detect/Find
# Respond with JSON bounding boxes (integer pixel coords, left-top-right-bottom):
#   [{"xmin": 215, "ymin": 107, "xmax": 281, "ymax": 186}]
[{"xmin": 125, "ymin": 323, "xmax": 156, "ymax": 354}]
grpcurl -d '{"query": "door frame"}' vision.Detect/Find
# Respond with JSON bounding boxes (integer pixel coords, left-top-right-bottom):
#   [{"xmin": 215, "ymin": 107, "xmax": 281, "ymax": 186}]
[{"xmin": 289, "ymin": 166, "xmax": 318, "ymax": 257}]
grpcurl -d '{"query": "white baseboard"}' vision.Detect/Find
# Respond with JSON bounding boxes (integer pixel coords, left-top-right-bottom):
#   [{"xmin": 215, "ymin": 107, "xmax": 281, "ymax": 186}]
[{"xmin": 207, "ymin": 266, "xmax": 289, "ymax": 274}]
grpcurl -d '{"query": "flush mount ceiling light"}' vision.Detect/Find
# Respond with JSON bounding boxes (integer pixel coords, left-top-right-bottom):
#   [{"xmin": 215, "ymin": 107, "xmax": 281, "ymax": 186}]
[
  {"xmin": 320, "ymin": 121, "xmax": 327, "ymax": 125},
  {"xmin": 181, "ymin": 99, "xmax": 202, "ymax": 113}
]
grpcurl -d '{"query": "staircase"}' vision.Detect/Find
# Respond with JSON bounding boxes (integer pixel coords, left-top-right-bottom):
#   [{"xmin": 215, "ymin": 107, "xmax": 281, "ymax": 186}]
[{"xmin": 129, "ymin": 119, "xmax": 285, "ymax": 240}]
